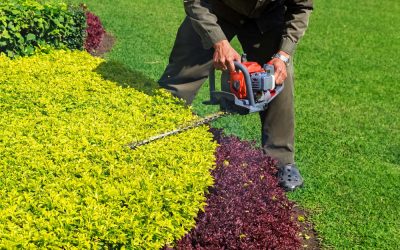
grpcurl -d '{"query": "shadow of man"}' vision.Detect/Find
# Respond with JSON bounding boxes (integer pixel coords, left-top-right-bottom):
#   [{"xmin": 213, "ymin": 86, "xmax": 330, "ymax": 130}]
[{"xmin": 94, "ymin": 60, "xmax": 160, "ymax": 96}]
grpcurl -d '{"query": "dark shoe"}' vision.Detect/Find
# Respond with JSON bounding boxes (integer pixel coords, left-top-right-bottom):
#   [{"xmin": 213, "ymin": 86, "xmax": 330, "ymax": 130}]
[{"xmin": 277, "ymin": 164, "xmax": 304, "ymax": 191}]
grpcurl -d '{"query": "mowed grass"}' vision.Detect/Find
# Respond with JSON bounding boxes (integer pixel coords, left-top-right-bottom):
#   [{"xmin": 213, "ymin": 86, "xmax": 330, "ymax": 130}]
[{"xmin": 68, "ymin": 0, "xmax": 400, "ymax": 248}]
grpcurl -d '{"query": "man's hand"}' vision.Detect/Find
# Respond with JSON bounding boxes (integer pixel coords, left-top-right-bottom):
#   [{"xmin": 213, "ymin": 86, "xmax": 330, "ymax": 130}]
[
  {"xmin": 268, "ymin": 51, "xmax": 290, "ymax": 85},
  {"xmin": 213, "ymin": 40, "xmax": 241, "ymax": 72}
]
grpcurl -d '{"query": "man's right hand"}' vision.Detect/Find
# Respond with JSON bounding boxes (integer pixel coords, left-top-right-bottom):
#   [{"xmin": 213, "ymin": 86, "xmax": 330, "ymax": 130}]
[{"xmin": 213, "ymin": 40, "xmax": 241, "ymax": 72}]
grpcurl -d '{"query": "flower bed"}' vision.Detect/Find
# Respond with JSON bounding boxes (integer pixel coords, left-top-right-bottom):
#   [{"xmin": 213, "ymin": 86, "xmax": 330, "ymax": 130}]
[
  {"xmin": 0, "ymin": 50, "xmax": 217, "ymax": 249},
  {"xmin": 174, "ymin": 129, "xmax": 301, "ymax": 249}
]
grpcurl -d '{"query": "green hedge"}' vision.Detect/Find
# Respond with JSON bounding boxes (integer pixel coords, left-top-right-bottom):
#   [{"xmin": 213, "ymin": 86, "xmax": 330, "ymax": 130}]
[
  {"xmin": 0, "ymin": 50, "xmax": 217, "ymax": 248},
  {"xmin": 0, "ymin": 0, "xmax": 86, "ymax": 58}
]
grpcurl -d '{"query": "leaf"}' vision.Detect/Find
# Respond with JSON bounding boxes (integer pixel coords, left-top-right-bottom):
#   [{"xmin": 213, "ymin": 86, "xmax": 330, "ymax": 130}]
[
  {"xmin": 6, "ymin": 49, "xmax": 14, "ymax": 57},
  {"xmin": 298, "ymin": 215, "xmax": 305, "ymax": 222},
  {"xmin": 25, "ymin": 45, "xmax": 34, "ymax": 55},
  {"xmin": 26, "ymin": 33, "xmax": 36, "ymax": 41},
  {"xmin": 1, "ymin": 29, "xmax": 10, "ymax": 39}
]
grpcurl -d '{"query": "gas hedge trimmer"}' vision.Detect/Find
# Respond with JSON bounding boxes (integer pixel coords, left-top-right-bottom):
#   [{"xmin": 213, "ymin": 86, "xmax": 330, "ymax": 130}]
[{"xmin": 129, "ymin": 55, "xmax": 283, "ymax": 149}]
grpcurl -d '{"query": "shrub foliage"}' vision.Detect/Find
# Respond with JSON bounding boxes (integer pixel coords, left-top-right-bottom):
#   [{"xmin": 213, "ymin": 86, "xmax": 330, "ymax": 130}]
[
  {"xmin": 84, "ymin": 9, "xmax": 106, "ymax": 53},
  {"xmin": 0, "ymin": 50, "xmax": 217, "ymax": 248},
  {"xmin": 0, "ymin": 0, "xmax": 86, "ymax": 58},
  {"xmin": 175, "ymin": 129, "xmax": 301, "ymax": 249}
]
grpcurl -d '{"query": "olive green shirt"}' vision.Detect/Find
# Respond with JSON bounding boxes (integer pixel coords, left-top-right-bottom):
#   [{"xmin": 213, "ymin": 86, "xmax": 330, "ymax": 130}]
[{"xmin": 183, "ymin": 0, "xmax": 313, "ymax": 55}]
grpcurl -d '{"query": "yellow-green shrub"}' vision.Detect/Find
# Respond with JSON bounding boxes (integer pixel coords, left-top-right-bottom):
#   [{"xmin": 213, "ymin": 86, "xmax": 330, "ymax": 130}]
[{"xmin": 0, "ymin": 50, "xmax": 217, "ymax": 249}]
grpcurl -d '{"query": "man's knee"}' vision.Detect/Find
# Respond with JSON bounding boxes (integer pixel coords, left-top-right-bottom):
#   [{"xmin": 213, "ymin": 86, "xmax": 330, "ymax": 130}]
[{"xmin": 158, "ymin": 77, "xmax": 207, "ymax": 105}]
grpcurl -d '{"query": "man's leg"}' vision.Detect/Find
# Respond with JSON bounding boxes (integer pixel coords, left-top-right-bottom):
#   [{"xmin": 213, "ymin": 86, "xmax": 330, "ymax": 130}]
[
  {"xmin": 237, "ymin": 23, "xmax": 302, "ymax": 191},
  {"xmin": 260, "ymin": 61, "xmax": 295, "ymax": 167},
  {"xmin": 158, "ymin": 17, "xmax": 213, "ymax": 104},
  {"xmin": 237, "ymin": 25, "xmax": 295, "ymax": 167}
]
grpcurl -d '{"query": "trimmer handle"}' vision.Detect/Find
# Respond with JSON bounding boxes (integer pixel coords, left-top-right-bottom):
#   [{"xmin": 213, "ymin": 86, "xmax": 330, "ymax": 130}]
[
  {"xmin": 232, "ymin": 61, "xmax": 256, "ymax": 106},
  {"xmin": 205, "ymin": 61, "xmax": 254, "ymax": 105}
]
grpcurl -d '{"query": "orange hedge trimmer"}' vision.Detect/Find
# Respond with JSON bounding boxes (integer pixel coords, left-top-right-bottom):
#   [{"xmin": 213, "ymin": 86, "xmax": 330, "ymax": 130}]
[{"xmin": 130, "ymin": 55, "xmax": 283, "ymax": 149}]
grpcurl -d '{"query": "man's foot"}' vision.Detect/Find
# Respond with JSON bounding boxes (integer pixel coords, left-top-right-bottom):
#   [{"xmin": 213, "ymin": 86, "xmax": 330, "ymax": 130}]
[{"xmin": 277, "ymin": 163, "xmax": 304, "ymax": 191}]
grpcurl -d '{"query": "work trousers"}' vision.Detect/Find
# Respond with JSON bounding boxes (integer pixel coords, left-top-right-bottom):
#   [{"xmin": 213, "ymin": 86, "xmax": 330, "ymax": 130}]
[{"xmin": 158, "ymin": 17, "xmax": 295, "ymax": 167}]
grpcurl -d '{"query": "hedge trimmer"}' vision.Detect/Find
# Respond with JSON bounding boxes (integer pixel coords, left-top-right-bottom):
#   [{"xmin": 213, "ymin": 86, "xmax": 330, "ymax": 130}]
[{"xmin": 129, "ymin": 55, "xmax": 283, "ymax": 149}]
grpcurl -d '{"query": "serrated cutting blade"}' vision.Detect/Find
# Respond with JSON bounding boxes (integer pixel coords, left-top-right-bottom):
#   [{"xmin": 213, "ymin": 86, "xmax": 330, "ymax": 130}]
[{"xmin": 129, "ymin": 111, "xmax": 228, "ymax": 149}]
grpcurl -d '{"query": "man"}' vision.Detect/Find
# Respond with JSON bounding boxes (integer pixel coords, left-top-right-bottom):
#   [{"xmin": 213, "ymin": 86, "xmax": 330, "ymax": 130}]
[{"xmin": 158, "ymin": 0, "xmax": 313, "ymax": 191}]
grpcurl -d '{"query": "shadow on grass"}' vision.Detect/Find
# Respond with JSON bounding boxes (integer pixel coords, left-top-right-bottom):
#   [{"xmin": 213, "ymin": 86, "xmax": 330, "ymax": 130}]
[
  {"xmin": 94, "ymin": 60, "xmax": 160, "ymax": 96},
  {"xmin": 389, "ymin": 144, "xmax": 400, "ymax": 165}
]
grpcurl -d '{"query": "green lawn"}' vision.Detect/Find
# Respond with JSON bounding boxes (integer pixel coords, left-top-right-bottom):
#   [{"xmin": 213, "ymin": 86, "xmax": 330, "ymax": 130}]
[{"xmin": 68, "ymin": 0, "xmax": 400, "ymax": 248}]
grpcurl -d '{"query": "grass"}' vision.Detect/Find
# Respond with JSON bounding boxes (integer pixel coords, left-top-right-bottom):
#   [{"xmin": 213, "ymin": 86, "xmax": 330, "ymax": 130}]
[{"xmin": 67, "ymin": 0, "xmax": 400, "ymax": 248}]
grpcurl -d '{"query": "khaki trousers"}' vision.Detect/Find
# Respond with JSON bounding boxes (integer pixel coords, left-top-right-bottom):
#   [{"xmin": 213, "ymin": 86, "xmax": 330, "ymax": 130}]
[{"xmin": 158, "ymin": 17, "xmax": 295, "ymax": 166}]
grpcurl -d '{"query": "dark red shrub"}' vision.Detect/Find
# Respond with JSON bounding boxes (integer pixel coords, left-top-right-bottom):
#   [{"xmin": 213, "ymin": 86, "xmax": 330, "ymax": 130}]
[
  {"xmin": 174, "ymin": 129, "xmax": 301, "ymax": 250},
  {"xmin": 84, "ymin": 10, "xmax": 105, "ymax": 52}
]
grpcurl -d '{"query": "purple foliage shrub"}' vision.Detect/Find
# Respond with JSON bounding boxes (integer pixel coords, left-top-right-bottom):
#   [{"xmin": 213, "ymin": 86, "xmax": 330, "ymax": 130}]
[
  {"xmin": 175, "ymin": 129, "xmax": 301, "ymax": 250},
  {"xmin": 84, "ymin": 10, "xmax": 105, "ymax": 52}
]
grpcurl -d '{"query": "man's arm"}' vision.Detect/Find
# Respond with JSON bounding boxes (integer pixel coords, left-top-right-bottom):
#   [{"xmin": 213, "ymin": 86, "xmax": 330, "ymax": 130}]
[
  {"xmin": 280, "ymin": 0, "xmax": 314, "ymax": 56},
  {"xmin": 183, "ymin": 0, "xmax": 226, "ymax": 49},
  {"xmin": 270, "ymin": 0, "xmax": 313, "ymax": 84},
  {"xmin": 183, "ymin": 0, "xmax": 240, "ymax": 71}
]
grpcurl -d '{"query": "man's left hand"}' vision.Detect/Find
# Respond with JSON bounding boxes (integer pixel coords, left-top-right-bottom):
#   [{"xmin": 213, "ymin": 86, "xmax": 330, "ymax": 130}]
[{"xmin": 268, "ymin": 51, "xmax": 290, "ymax": 85}]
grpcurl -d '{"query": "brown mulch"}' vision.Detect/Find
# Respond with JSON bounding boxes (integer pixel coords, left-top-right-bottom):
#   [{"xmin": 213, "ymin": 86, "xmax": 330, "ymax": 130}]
[
  {"xmin": 89, "ymin": 32, "xmax": 116, "ymax": 57},
  {"xmin": 293, "ymin": 206, "xmax": 321, "ymax": 249}
]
